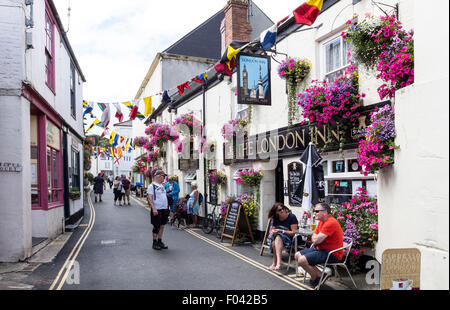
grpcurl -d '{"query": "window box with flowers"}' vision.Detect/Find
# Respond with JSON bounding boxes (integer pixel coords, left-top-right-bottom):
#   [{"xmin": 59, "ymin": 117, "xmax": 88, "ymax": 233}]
[
  {"xmin": 220, "ymin": 194, "xmax": 258, "ymax": 237},
  {"xmin": 298, "ymin": 66, "xmax": 365, "ymax": 152}
]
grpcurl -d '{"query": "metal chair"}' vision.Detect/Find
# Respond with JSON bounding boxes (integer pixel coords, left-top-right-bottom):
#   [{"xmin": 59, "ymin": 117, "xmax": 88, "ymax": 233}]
[{"xmin": 302, "ymin": 237, "xmax": 358, "ymax": 290}]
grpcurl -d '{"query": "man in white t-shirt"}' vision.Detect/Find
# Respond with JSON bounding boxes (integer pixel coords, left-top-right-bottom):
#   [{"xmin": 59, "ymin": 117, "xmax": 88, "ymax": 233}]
[{"xmin": 147, "ymin": 170, "xmax": 169, "ymax": 250}]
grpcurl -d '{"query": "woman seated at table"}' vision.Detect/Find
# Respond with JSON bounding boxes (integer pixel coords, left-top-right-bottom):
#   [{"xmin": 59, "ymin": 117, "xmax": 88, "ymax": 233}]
[{"xmin": 267, "ymin": 203, "xmax": 298, "ymax": 271}]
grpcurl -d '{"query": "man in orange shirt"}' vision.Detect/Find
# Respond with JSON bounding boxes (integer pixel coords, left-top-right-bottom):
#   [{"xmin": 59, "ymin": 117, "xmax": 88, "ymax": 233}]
[{"xmin": 295, "ymin": 202, "xmax": 343, "ymax": 287}]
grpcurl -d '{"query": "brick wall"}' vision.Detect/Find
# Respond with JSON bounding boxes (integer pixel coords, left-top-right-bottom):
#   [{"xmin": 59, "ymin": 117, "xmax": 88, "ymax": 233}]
[{"xmin": 221, "ymin": 0, "xmax": 252, "ymax": 51}]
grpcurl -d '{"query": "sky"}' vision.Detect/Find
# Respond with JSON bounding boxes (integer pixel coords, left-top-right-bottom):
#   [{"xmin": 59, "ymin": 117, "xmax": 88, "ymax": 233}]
[{"xmin": 53, "ymin": 0, "xmax": 303, "ymax": 133}]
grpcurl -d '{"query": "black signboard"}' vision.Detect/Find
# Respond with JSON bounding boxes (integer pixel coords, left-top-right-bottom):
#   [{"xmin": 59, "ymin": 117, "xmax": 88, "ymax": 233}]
[
  {"xmin": 221, "ymin": 202, "xmax": 254, "ymax": 246},
  {"xmin": 288, "ymin": 162, "xmax": 303, "ymax": 206},
  {"xmin": 259, "ymin": 219, "xmax": 273, "ymax": 256},
  {"xmin": 209, "ymin": 183, "xmax": 218, "ymax": 206},
  {"xmin": 224, "ymin": 101, "xmax": 391, "ymax": 165},
  {"xmin": 237, "ymin": 53, "xmax": 271, "ymax": 106}
]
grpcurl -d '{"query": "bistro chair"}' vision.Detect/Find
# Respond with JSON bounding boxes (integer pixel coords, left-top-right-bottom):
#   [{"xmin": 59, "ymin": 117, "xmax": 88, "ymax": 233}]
[
  {"xmin": 303, "ymin": 237, "xmax": 358, "ymax": 290},
  {"xmin": 286, "ymin": 231, "xmax": 308, "ymax": 272}
]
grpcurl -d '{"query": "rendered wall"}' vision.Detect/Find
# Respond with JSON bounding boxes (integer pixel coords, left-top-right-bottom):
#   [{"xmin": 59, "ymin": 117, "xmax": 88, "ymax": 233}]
[{"xmin": 376, "ymin": 0, "xmax": 449, "ymax": 290}]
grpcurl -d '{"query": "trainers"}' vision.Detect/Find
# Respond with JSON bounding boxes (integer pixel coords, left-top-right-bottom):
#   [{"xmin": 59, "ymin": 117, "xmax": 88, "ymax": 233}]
[
  {"xmin": 157, "ymin": 240, "xmax": 168, "ymax": 249},
  {"xmin": 152, "ymin": 241, "xmax": 162, "ymax": 250}
]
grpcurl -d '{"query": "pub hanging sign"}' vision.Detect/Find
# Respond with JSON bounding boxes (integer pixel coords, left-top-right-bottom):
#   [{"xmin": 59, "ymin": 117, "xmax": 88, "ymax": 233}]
[{"xmin": 237, "ymin": 53, "xmax": 271, "ymax": 106}]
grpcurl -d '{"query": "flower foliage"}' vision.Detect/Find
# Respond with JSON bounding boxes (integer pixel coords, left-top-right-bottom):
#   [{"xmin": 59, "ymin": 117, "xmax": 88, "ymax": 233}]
[
  {"xmin": 332, "ymin": 188, "xmax": 378, "ymax": 269},
  {"xmin": 235, "ymin": 169, "xmax": 263, "ymax": 188},
  {"xmin": 277, "ymin": 57, "xmax": 312, "ymax": 83},
  {"xmin": 134, "ymin": 136, "xmax": 149, "ymax": 148},
  {"xmin": 148, "ymin": 124, "xmax": 179, "ymax": 148},
  {"xmin": 356, "ymin": 104, "xmax": 399, "ymax": 176},
  {"xmin": 172, "ymin": 113, "xmax": 203, "ymax": 137},
  {"xmin": 221, "ymin": 117, "xmax": 249, "ymax": 140},
  {"xmin": 132, "ymin": 160, "xmax": 146, "ymax": 173},
  {"xmin": 343, "ymin": 14, "xmax": 414, "ymax": 99},
  {"xmin": 298, "ymin": 66, "xmax": 365, "ymax": 127},
  {"xmin": 220, "ymin": 194, "xmax": 257, "ymax": 219},
  {"xmin": 208, "ymin": 169, "xmax": 227, "ymax": 186}
]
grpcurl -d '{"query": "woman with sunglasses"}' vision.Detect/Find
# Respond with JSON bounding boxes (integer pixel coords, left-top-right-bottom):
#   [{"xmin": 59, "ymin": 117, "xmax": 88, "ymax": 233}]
[{"xmin": 267, "ymin": 203, "xmax": 298, "ymax": 271}]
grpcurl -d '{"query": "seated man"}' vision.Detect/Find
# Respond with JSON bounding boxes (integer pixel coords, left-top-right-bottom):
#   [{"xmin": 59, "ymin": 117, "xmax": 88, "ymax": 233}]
[{"xmin": 295, "ymin": 202, "xmax": 343, "ymax": 287}]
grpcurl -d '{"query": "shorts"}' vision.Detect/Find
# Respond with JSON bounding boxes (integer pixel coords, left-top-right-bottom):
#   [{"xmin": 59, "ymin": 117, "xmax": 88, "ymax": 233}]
[
  {"xmin": 297, "ymin": 247, "xmax": 341, "ymax": 266},
  {"xmin": 269, "ymin": 233, "xmax": 292, "ymax": 254},
  {"xmin": 124, "ymin": 189, "xmax": 130, "ymax": 197},
  {"xmin": 150, "ymin": 208, "xmax": 170, "ymax": 230}
]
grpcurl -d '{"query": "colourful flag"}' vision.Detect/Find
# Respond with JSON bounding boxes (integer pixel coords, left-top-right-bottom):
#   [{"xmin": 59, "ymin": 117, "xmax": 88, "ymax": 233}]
[
  {"xmin": 215, "ymin": 41, "xmax": 248, "ymax": 77},
  {"xmin": 100, "ymin": 103, "xmax": 111, "ymax": 128},
  {"xmin": 192, "ymin": 72, "xmax": 208, "ymax": 85},
  {"xmin": 129, "ymin": 105, "xmax": 139, "ymax": 120},
  {"xmin": 109, "ymin": 132, "xmax": 116, "ymax": 145},
  {"xmin": 86, "ymin": 119, "xmax": 100, "ymax": 133},
  {"xmin": 177, "ymin": 81, "xmax": 191, "ymax": 96},
  {"xmin": 83, "ymin": 101, "xmax": 94, "ymax": 118},
  {"xmin": 260, "ymin": 24, "xmax": 278, "ymax": 50},
  {"xmin": 144, "ymin": 96, "xmax": 152, "ymax": 117},
  {"xmin": 112, "ymin": 134, "xmax": 119, "ymax": 148},
  {"xmin": 161, "ymin": 91, "xmax": 171, "ymax": 104},
  {"xmin": 293, "ymin": 0, "xmax": 323, "ymax": 26},
  {"xmin": 112, "ymin": 103, "xmax": 124, "ymax": 123}
]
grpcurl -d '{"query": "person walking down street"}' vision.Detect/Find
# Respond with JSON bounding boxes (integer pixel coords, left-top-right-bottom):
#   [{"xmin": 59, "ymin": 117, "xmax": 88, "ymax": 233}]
[
  {"xmin": 295, "ymin": 203, "xmax": 343, "ymax": 287},
  {"xmin": 93, "ymin": 173, "xmax": 106, "ymax": 203},
  {"xmin": 113, "ymin": 176, "xmax": 124, "ymax": 206},
  {"xmin": 108, "ymin": 174, "xmax": 114, "ymax": 189},
  {"xmin": 186, "ymin": 182, "xmax": 200, "ymax": 228},
  {"xmin": 121, "ymin": 174, "xmax": 131, "ymax": 206},
  {"xmin": 267, "ymin": 203, "xmax": 298, "ymax": 271},
  {"xmin": 147, "ymin": 170, "xmax": 169, "ymax": 250},
  {"xmin": 165, "ymin": 176, "xmax": 180, "ymax": 223}
]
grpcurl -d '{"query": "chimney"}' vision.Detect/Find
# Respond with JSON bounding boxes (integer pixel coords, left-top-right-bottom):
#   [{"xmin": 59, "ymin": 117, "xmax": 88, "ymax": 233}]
[{"xmin": 220, "ymin": 0, "xmax": 252, "ymax": 54}]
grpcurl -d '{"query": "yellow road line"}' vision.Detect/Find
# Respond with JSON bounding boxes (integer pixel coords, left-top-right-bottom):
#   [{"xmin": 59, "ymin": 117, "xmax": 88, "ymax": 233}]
[
  {"xmin": 133, "ymin": 194, "xmax": 312, "ymax": 290},
  {"xmin": 185, "ymin": 228, "xmax": 312, "ymax": 290},
  {"xmin": 49, "ymin": 190, "xmax": 96, "ymax": 290}
]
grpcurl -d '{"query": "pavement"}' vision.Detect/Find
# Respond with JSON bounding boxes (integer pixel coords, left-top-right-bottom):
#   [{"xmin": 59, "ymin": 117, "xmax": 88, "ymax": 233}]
[{"xmin": 0, "ymin": 189, "xmax": 379, "ymax": 291}]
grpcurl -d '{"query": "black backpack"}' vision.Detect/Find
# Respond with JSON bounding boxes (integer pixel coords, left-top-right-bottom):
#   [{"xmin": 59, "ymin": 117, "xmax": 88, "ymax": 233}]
[{"xmin": 198, "ymin": 192, "xmax": 203, "ymax": 204}]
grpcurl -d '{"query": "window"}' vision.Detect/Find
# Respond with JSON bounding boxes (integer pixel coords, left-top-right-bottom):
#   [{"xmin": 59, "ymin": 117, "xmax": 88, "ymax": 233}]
[
  {"xmin": 45, "ymin": 11, "xmax": 55, "ymax": 91},
  {"xmin": 70, "ymin": 64, "xmax": 76, "ymax": 119},
  {"xmin": 321, "ymin": 34, "xmax": 351, "ymax": 82},
  {"xmin": 47, "ymin": 147, "xmax": 62, "ymax": 204},
  {"xmin": 71, "ymin": 149, "xmax": 80, "ymax": 189},
  {"xmin": 235, "ymin": 93, "xmax": 248, "ymax": 120},
  {"xmin": 332, "ymin": 160, "xmax": 345, "ymax": 173},
  {"xmin": 233, "ymin": 169, "xmax": 254, "ymax": 196}
]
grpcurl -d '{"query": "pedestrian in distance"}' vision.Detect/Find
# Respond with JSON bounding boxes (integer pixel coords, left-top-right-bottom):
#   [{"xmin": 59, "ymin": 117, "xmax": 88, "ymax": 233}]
[
  {"xmin": 186, "ymin": 182, "xmax": 200, "ymax": 228},
  {"xmin": 108, "ymin": 174, "xmax": 114, "ymax": 189},
  {"xmin": 93, "ymin": 173, "xmax": 106, "ymax": 203},
  {"xmin": 294, "ymin": 203, "xmax": 343, "ymax": 287},
  {"xmin": 165, "ymin": 176, "xmax": 180, "ymax": 223},
  {"xmin": 267, "ymin": 203, "xmax": 298, "ymax": 271},
  {"xmin": 147, "ymin": 170, "xmax": 170, "ymax": 250},
  {"xmin": 113, "ymin": 176, "xmax": 124, "ymax": 206},
  {"xmin": 121, "ymin": 174, "xmax": 131, "ymax": 206}
]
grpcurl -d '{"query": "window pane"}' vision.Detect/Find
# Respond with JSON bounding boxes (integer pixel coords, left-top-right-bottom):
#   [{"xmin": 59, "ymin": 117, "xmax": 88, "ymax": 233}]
[
  {"xmin": 52, "ymin": 151, "xmax": 58, "ymax": 188},
  {"xmin": 326, "ymin": 39, "xmax": 341, "ymax": 73},
  {"xmin": 47, "ymin": 148, "xmax": 52, "ymax": 188},
  {"xmin": 332, "ymin": 160, "xmax": 345, "ymax": 173}
]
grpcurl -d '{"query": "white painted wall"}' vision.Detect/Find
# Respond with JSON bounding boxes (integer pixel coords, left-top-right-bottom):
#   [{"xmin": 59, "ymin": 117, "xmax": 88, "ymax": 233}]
[{"xmin": 376, "ymin": 0, "xmax": 449, "ymax": 289}]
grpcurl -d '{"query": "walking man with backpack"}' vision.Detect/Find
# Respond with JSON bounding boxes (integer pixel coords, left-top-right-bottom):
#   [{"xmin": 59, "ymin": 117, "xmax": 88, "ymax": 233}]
[{"xmin": 147, "ymin": 170, "xmax": 169, "ymax": 250}]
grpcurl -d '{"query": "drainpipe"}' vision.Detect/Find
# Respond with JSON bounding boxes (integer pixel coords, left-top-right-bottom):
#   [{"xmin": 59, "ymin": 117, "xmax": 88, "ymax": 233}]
[{"xmin": 202, "ymin": 84, "xmax": 208, "ymax": 217}]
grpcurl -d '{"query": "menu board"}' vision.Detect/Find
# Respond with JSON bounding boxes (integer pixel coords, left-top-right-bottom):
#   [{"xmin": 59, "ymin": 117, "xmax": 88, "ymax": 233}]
[
  {"xmin": 288, "ymin": 162, "xmax": 303, "ymax": 206},
  {"xmin": 209, "ymin": 183, "xmax": 218, "ymax": 206},
  {"xmin": 221, "ymin": 202, "xmax": 254, "ymax": 246}
]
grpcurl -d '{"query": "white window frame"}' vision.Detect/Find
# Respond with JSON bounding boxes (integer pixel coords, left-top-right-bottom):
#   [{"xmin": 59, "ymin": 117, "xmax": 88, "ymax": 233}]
[
  {"xmin": 233, "ymin": 168, "xmax": 254, "ymax": 196},
  {"xmin": 320, "ymin": 32, "xmax": 352, "ymax": 82}
]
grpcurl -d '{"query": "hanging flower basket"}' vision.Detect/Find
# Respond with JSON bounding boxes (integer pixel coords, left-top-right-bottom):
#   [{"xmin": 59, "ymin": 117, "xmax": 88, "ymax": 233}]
[
  {"xmin": 208, "ymin": 169, "xmax": 227, "ymax": 186},
  {"xmin": 342, "ymin": 14, "xmax": 414, "ymax": 99},
  {"xmin": 221, "ymin": 117, "xmax": 249, "ymax": 140},
  {"xmin": 235, "ymin": 169, "xmax": 263, "ymax": 188},
  {"xmin": 134, "ymin": 136, "xmax": 149, "ymax": 148},
  {"xmin": 172, "ymin": 113, "xmax": 203, "ymax": 137},
  {"xmin": 356, "ymin": 104, "xmax": 399, "ymax": 176},
  {"xmin": 278, "ymin": 57, "xmax": 312, "ymax": 126}
]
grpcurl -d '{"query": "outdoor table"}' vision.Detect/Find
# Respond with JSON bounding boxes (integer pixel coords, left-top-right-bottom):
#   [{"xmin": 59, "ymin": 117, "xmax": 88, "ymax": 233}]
[{"xmin": 294, "ymin": 228, "xmax": 314, "ymax": 251}]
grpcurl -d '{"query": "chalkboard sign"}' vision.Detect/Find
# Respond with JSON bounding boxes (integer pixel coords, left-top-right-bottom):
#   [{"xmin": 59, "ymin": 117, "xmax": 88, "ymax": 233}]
[
  {"xmin": 221, "ymin": 202, "xmax": 254, "ymax": 246},
  {"xmin": 288, "ymin": 162, "xmax": 303, "ymax": 206},
  {"xmin": 209, "ymin": 183, "xmax": 218, "ymax": 206},
  {"xmin": 260, "ymin": 219, "xmax": 273, "ymax": 256}
]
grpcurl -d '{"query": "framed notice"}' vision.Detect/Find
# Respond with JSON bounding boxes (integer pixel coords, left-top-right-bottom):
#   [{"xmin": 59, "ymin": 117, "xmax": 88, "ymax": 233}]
[
  {"xmin": 237, "ymin": 53, "xmax": 271, "ymax": 106},
  {"xmin": 381, "ymin": 248, "xmax": 421, "ymax": 290},
  {"xmin": 221, "ymin": 202, "xmax": 254, "ymax": 246}
]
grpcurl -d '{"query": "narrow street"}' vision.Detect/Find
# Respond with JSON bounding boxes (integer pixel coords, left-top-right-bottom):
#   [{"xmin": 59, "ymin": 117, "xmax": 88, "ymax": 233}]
[{"xmin": 22, "ymin": 189, "xmax": 314, "ymax": 291}]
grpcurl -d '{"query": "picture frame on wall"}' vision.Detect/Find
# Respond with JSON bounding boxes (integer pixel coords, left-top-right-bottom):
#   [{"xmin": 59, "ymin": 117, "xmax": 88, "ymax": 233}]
[{"xmin": 237, "ymin": 53, "xmax": 271, "ymax": 106}]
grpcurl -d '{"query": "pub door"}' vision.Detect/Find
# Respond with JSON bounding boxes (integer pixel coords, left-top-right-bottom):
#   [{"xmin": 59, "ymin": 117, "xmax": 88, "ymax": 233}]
[{"xmin": 275, "ymin": 159, "xmax": 284, "ymax": 204}]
